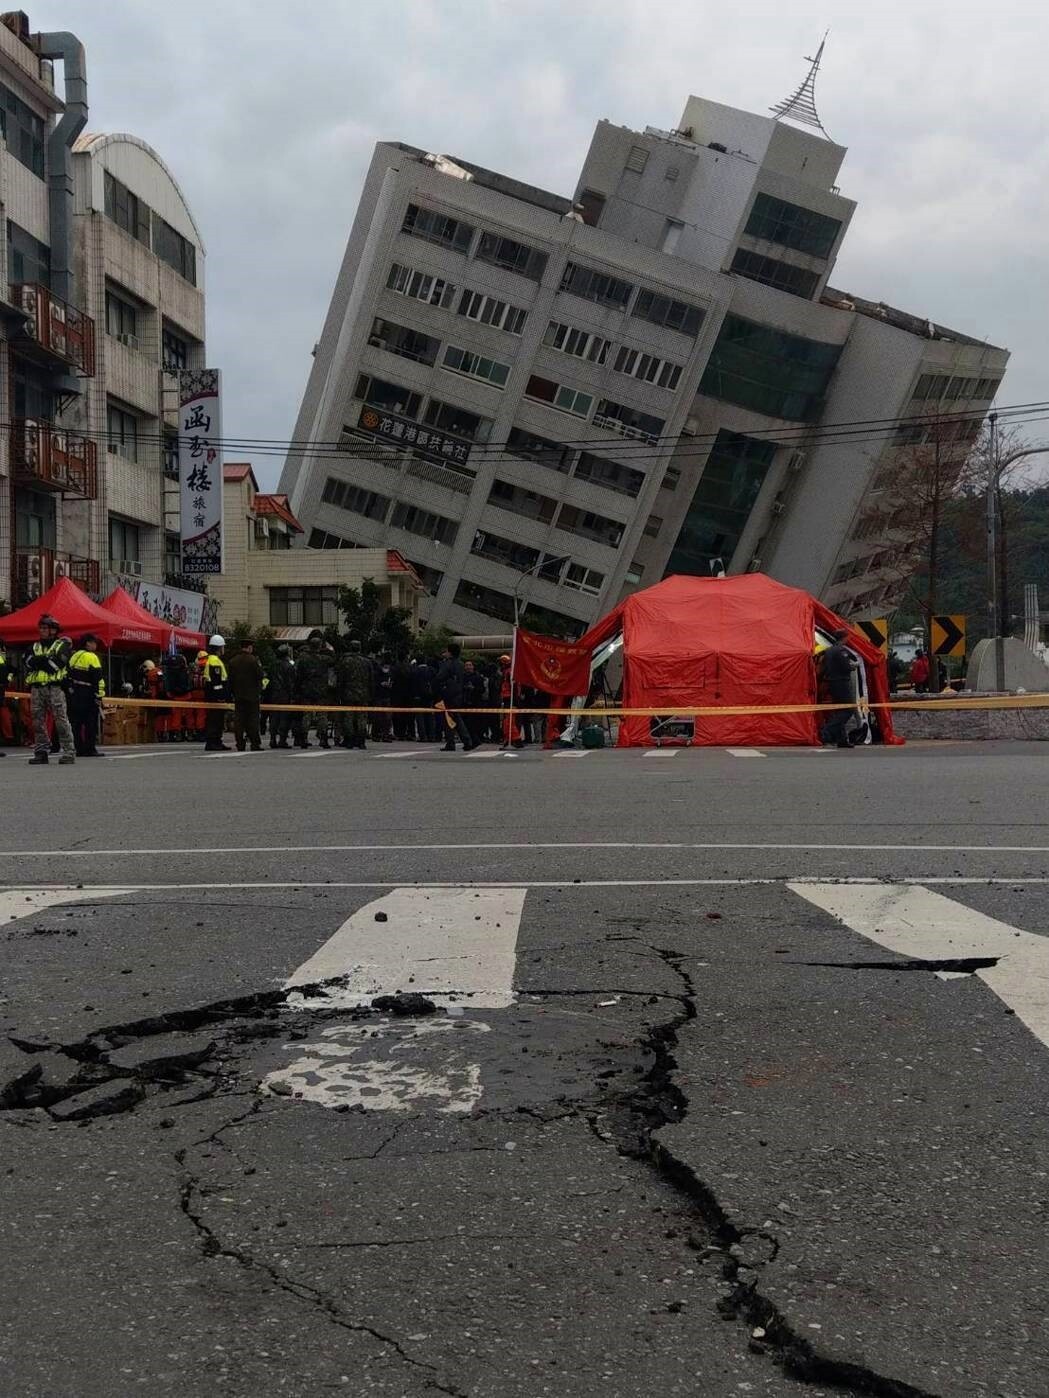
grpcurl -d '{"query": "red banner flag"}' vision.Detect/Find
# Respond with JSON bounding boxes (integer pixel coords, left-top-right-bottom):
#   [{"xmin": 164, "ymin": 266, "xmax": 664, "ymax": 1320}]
[{"xmin": 513, "ymin": 628, "xmax": 592, "ymax": 696}]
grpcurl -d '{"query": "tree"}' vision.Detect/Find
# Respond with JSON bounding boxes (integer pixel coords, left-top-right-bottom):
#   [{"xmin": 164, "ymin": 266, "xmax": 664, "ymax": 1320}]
[
  {"xmin": 226, "ymin": 620, "xmax": 277, "ymax": 670},
  {"xmin": 336, "ymin": 580, "xmax": 414, "ymax": 657}
]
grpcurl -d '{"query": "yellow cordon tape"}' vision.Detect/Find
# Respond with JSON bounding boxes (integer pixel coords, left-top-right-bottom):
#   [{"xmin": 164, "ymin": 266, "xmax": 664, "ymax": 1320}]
[{"xmin": 8, "ymin": 692, "xmax": 1049, "ymax": 717}]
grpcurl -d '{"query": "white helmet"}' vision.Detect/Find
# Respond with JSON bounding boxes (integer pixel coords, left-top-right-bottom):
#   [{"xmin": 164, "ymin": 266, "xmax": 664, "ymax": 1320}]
[{"xmin": 209, "ymin": 634, "xmax": 225, "ymax": 647}]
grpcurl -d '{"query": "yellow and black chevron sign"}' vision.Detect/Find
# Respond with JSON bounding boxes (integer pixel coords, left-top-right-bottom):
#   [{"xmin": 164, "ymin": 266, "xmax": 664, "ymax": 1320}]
[
  {"xmin": 931, "ymin": 615, "xmax": 966, "ymax": 657},
  {"xmin": 855, "ymin": 618, "xmax": 888, "ymax": 654}
]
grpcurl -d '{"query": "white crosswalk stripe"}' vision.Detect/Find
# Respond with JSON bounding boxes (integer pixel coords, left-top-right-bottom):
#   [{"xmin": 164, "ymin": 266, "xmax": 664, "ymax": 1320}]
[
  {"xmin": 725, "ymin": 748, "xmax": 765, "ymax": 758},
  {"xmin": 644, "ymin": 749, "xmax": 678, "ymax": 758}
]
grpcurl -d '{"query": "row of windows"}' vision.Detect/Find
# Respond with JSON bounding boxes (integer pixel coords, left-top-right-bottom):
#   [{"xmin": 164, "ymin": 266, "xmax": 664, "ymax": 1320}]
[
  {"xmin": 912, "ymin": 372, "xmax": 1000, "ymax": 402},
  {"xmin": 469, "ymin": 530, "xmax": 607, "ymax": 595},
  {"xmin": 443, "ymin": 344, "xmax": 511, "ymax": 387},
  {"xmin": 7, "ymin": 219, "xmax": 50, "ymax": 288},
  {"xmin": 269, "ymin": 586, "xmax": 340, "ymax": 628},
  {"xmin": 308, "ymin": 528, "xmax": 360, "ymax": 550},
  {"xmin": 0, "ymin": 84, "xmax": 45, "ymax": 178},
  {"xmin": 105, "ymin": 285, "xmax": 192, "ymax": 369},
  {"xmin": 401, "ymin": 202, "xmax": 706, "ymax": 337},
  {"xmin": 699, "ymin": 314, "xmax": 841, "ymax": 423},
  {"xmin": 524, "ymin": 373, "xmax": 594, "ymax": 418},
  {"xmin": 544, "ymin": 321, "xmax": 684, "ymax": 390},
  {"xmin": 744, "ymin": 193, "xmax": 842, "ymax": 261},
  {"xmin": 387, "ymin": 262, "xmax": 528, "ymax": 333},
  {"xmin": 665, "ymin": 431, "xmax": 777, "ymax": 577},
  {"xmin": 104, "ymin": 172, "xmax": 198, "ymax": 285},
  {"xmin": 487, "ymin": 477, "xmax": 625, "ymax": 548},
  {"xmin": 353, "ymin": 373, "xmax": 491, "ymax": 442},
  {"xmin": 730, "ymin": 247, "xmax": 821, "ymax": 301},
  {"xmin": 451, "ymin": 578, "xmax": 584, "ymax": 638},
  {"xmin": 501, "ymin": 427, "xmax": 648, "ymax": 499},
  {"xmin": 320, "ymin": 474, "xmax": 461, "ymax": 547}
]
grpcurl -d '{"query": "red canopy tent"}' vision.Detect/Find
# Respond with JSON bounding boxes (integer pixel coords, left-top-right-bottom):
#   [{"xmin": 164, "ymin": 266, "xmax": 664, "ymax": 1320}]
[
  {"xmin": 0, "ymin": 577, "xmax": 159, "ymax": 649},
  {"xmin": 101, "ymin": 587, "xmax": 205, "ymax": 651},
  {"xmin": 576, "ymin": 573, "xmax": 901, "ymax": 747}
]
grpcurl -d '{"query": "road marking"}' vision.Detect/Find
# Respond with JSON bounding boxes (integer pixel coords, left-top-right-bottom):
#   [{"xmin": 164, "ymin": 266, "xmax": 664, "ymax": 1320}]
[
  {"xmin": 292, "ymin": 748, "xmax": 344, "ymax": 759},
  {"xmin": 263, "ymin": 1019, "xmax": 490, "ymax": 1112},
  {"xmin": 285, "ymin": 886, "xmax": 527, "ymax": 1010},
  {"xmin": 790, "ymin": 883, "xmax": 1049, "ymax": 1051},
  {"xmin": 371, "ymin": 750, "xmax": 429, "ymax": 759},
  {"xmin": 466, "ymin": 749, "xmax": 518, "ymax": 758},
  {"xmin": 0, "ymin": 887, "xmax": 135, "ymax": 921},
  {"xmin": 726, "ymin": 748, "xmax": 765, "ymax": 758},
  {"xmin": 5, "ymin": 840, "xmax": 1049, "ymax": 859},
  {"xmin": 552, "ymin": 749, "xmax": 590, "ymax": 757},
  {"xmin": 9, "ymin": 878, "xmax": 1049, "ymax": 895},
  {"xmin": 644, "ymin": 750, "xmax": 678, "ymax": 758}
]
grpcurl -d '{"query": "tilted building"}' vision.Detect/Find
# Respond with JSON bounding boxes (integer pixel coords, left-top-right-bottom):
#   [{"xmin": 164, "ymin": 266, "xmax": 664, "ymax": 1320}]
[{"xmin": 279, "ymin": 75, "xmax": 1008, "ymax": 637}]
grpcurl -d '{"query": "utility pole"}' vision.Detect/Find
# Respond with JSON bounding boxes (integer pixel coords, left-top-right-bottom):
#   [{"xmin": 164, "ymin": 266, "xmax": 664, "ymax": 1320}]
[{"xmin": 986, "ymin": 413, "xmax": 1001, "ymax": 691}]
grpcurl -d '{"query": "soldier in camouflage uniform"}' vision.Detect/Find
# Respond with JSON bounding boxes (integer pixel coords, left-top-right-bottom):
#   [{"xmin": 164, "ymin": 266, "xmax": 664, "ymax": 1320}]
[
  {"xmin": 294, "ymin": 630, "xmax": 333, "ymax": 748},
  {"xmin": 336, "ymin": 639, "xmax": 372, "ymax": 749}
]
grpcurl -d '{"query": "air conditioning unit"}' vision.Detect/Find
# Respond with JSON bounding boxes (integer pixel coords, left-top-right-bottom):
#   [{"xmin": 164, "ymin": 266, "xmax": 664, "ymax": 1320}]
[
  {"xmin": 117, "ymin": 332, "xmax": 139, "ymax": 349},
  {"xmin": 682, "ymin": 417, "xmax": 699, "ymax": 437},
  {"xmin": 17, "ymin": 552, "xmax": 42, "ymax": 599},
  {"xmin": 747, "ymin": 556, "xmax": 762, "ymax": 572},
  {"xmin": 770, "ymin": 501, "xmax": 786, "ymax": 517},
  {"xmin": 121, "ymin": 559, "xmax": 143, "ymax": 577},
  {"xmin": 787, "ymin": 452, "xmax": 806, "ymax": 473},
  {"xmin": 53, "ymin": 560, "xmax": 69, "ymax": 579}
]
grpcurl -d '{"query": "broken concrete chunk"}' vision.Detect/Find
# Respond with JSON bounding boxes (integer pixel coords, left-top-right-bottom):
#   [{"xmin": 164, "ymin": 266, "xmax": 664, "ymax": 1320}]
[
  {"xmin": 105, "ymin": 1033, "xmax": 217, "ymax": 1078},
  {"xmin": 371, "ymin": 992, "xmax": 438, "ymax": 1017},
  {"xmin": 21, "ymin": 1051, "xmax": 85, "ymax": 1105},
  {"xmin": 0, "ymin": 1041, "xmax": 42, "ymax": 1108},
  {"xmin": 48, "ymin": 1079, "xmax": 145, "ymax": 1122}
]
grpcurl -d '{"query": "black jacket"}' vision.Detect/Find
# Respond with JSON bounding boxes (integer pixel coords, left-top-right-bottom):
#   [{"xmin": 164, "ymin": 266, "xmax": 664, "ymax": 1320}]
[
  {"xmin": 823, "ymin": 642, "xmax": 857, "ymax": 700},
  {"xmin": 463, "ymin": 670, "xmax": 487, "ymax": 707},
  {"xmin": 227, "ymin": 651, "xmax": 264, "ymax": 703},
  {"xmin": 436, "ymin": 656, "xmax": 466, "ymax": 706},
  {"xmin": 412, "ymin": 662, "xmax": 435, "ymax": 702},
  {"xmin": 268, "ymin": 656, "xmax": 296, "ymax": 703}
]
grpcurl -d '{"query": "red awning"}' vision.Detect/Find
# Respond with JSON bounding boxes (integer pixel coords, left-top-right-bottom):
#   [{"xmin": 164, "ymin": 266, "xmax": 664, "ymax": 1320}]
[{"xmin": 0, "ymin": 577, "xmax": 158, "ymax": 648}]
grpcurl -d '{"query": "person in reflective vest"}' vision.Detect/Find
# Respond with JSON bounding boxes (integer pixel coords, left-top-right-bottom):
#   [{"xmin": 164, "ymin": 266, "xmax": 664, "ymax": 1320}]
[
  {"xmin": 26, "ymin": 614, "xmax": 75, "ymax": 765},
  {"xmin": 68, "ymin": 634, "xmax": 106, "ymax": 757},
  {"xmin": 202, "ymin": 635, "xmax": 231, "ymax": 751},
  {"xmin": 0, "ymin": 635, "xmax": 11, "ymax": 757}
]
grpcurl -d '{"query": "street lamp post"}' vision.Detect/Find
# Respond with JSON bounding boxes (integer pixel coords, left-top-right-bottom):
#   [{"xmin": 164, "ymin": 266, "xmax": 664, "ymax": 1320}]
[
  {"xmin": 984, "ymin": 416, "xmax": 1046, "ymax": 692},
  {"xmin": 511, "ymin": 554, "xmax": 571, "ymax": 629}
]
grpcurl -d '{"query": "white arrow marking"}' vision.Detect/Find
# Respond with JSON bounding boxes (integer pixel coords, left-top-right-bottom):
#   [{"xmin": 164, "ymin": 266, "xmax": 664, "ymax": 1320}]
[
  {"xmin": 790, "ymin": 883, "xmax": 1049, "ymax": 1051},
  {"xmin": 286, "ymin": 886, "xmax": 527, "ymax": 1010}
]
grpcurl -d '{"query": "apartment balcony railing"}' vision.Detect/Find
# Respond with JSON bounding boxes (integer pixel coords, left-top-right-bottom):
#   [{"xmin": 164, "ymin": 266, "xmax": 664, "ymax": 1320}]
[
  {"xmin": 14, "ymin": 548, "xmax": 101, "ymax": 604},
  {"xmin": 11, "ymin": 420, "xmax": 98, "ymax": 498},
  {"xmin": 11, "ymin": 283, "xmax": 97, "ymax": 376}
]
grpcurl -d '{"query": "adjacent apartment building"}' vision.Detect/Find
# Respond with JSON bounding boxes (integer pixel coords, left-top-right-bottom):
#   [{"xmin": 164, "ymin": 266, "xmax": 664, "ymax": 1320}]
[
  {"xmin": 0, "ymin": 10, "xmax": 205, "ymax": 609},
  {"xmin": 280, "ymin": 82, "xmax": 1008, "ymax": 636}
]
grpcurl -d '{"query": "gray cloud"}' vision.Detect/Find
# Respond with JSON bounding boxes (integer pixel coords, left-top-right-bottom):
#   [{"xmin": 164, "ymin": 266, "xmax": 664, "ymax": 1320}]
[{"xmin": 31, "ymin": 0, "xmax": 1046, "ymax": 485}]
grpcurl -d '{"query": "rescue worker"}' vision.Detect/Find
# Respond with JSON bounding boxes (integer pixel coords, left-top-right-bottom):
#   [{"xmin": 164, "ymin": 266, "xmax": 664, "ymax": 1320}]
[
  {"xmin": 26, "ymin": 613, "xmax": 75, "ymax": 765},
  {"xmin": 68, "ymin": 634, "xmax": 106, "ymax": 757},
  {"xmin": 267, "ymin": 643, "xmax": 297, "ymax": 748},
  {"xmin": 819, "ymin": 628, "xmax": 859, "ymax": 749},
  {"xmin": 336, "ymin": 638, "xmax": 372, "ymax": 749},
  {"xmin": 0, "ymin": 634, "xmax": 11, "ymax": 755},
  {"xmin": 435, "ymin": 643, "xmax": 475, "ymax": 752},
  {"xmin": 189, "ymin": 650, "xmax": 209, "ymax": 740},
  {"xmin": 201, "ymin": 634, "xmax": 231, "ymax": 751},
  {"xmin": 161, "ymin": 649, "xmax": 192, "ymax": 741},
  {"xmin": 498, "ymin": 654, "xmax": 524, "ymax": 749},
  {"xmin": 294, "ymin": 629, "xmax": 332, "ymax": 748},
  {"xmin": 227, "ymin": 638, "xmax": 264, "ymax": 751}
]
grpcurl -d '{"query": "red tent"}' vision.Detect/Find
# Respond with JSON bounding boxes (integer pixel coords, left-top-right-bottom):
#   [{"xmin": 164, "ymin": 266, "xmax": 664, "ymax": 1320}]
[
  {"xmin": 101, "ymin": 587, "xmax": 205, "ymax": 651},
  {"xmin": 576, "ymin": 573, "xmax": 901, "ymax": 747},
  {"xmin": 0, "ymin": 577, "xmax": 158, "ymax": 649}
]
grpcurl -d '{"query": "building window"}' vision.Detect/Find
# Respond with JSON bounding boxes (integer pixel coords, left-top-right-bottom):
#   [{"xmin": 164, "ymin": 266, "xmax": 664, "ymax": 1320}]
[
  {"xmin": 744, "ymin": 193, "xmax": 842, "ymax": 260},
  {"xmin": 11, "ymin": 357, "xmax": 54, "ymax": 421},
  {"xmin": 164, "ymin": 531, "xmax": 181, "ymax": 576},
  {"xmin": 406, "ymin": 559, "xmax": 444, "ymax": 595},
  {"xmin": 163, "ymin": 431, "xmax": 179, "ymax": 480},
  {"xmin": 632, "ymin": 288, "xmax": 705, "ymax": 337},
  {"xmin": 913, "ymin": 371, "xmax": 1000, "ymax": 402},
  {"xmin": 573, "ymin": 450, "xmax": 645, "ymax": 498},
  {"xmin": 104, "ymin": 171, "xmax": 151, "ymax": 246},
  {"xmin": 402, "ymin": 203, "xmax": 475, "ymax": 253},
  {"xmin": 559, "ymin": 262, "xmax": 634, "ymax": 310},
  {"xmin": 353, "ymin": 374, "xmax": 422, "ymax": 419},
  {"xmin": 6, "ymin": 221, "xmax": 49, "ymax": 287},
  {"xmin": 488, "ymin": 478, "xmax": 557, "ymax": 524},
  {"xmin": 699, "ymin": 314, "xmax": 841, "ymax": 423},
  {"xmin": 475, "ymin": 230, "xmax": 548, "ymax": 281},
  {"xmin": 457, "ymin": 289, "xmax": 527, "ymax": 334},
  {"xmin": 107, "ymin": 404, "xmax": 139, "ymax": 461},
  {"xmin": 453, "ymin": 578, "xmax": 518, "ymax": 624},
  {"xmin": 625, "ymin": 562, "xmax": 645, "ymax": 585},
  {"xmin": 662, "ymin": 465, "xmax": 681, "ymax": 491},
  {"xmin": 562, "ymin": 562, "xmax": 605, "ymax": 594},
  {"xmin": 368, "ymin": 317, "xmax": 441, "ymax": 366},
  {"xmin": 386, "ymin": 262, "xmax": 456, "ymax": 308},
  {"xmin": 730, "ymin": 248, "xmax": 820, "ymax": 300},
  {"xmin": 593, "ymin": 398, "xmax": 665, "ymax": 443},
  {"xmin": 105, "ymin": 289, "xmax": 139, "ymax": 343},
  {"xmin": 524, "ymin": 375, "xmax": 593, "ymax": 418},
  {"xmin": 543, "ymin": 321, "xmax": 611, "ymax": 365},
  {"xmin": 506, "ymin": 425, "xmax": 573, "ymax": 474},
  {"xmin": 152, "ymin": 216, "xmax": 197, "ymax": 284},
  {"xmin": 557, "ymin": 504, "xmax": 624, "ymax": 549},
  {"xmin": 109, "ymin": 516, "xmax": 142, "ymax": 567},
  {"xmin": 665, "ymin": 430, "xmax": 776, "ymax": 576},
  {"xmin": 643, "ymin": 515, "xmax": 663, "ymax": 538},
  {"xmin": 470, "ymin": 530, "xmax": 541, "ymax": 572},
  {"xmin": 309, "ymin": 527, "xmax": 361, "ymax": 549},
  {"xmin": 269, "ymin": 586, "xmax": 339, "ymax": 627},
  {"xmin": 423, "ymin": 398, "xmax": 491, "ymax": 442},
  {"xmin": 577, "ymin": 189, "xmax": 606, "ymax": 226},
  {"xmin": 0, "ymin": 86, "xmax": 45, "ymax": 176},
  {"xmin": 612, "ymin": 345, "xmax": 683, "ymax": 390},
  {"xmin": 321, "ymin": 477, "xmax": 391, "ymax": 522},
  {"xmin": 442, "ymin": 344, "xmax": 510, "ymax": 387},
  {"xmin": 389, "ymin": 501, "xmax": 459, "ymax": 546},
  {"xmin": 162, "ymin": 325, "xmax": 189, "ymax": 370},
  {"xmin": 624, "ymin": 145, "xmax": 650, "ymax": 174}
]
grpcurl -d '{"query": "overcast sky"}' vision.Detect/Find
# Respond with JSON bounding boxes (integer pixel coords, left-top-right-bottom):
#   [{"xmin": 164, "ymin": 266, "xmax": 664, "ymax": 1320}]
[{"xmin": 31, "ymin": 0, "xmax": 1049, "ymax": 487}]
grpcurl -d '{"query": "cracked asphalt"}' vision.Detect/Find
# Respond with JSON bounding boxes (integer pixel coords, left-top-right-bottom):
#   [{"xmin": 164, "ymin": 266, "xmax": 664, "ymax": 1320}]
[{"xmin": 2, "ymin": 739, "xmax": 1049, "ymax": 1396}]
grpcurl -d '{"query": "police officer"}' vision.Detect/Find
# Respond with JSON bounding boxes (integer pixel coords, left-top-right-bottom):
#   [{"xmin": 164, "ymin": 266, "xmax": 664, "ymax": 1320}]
[
  {"xmin": 226, "ymin": 638, "xmax": 264, "ymax": 752},
  {"xmin": 202, "ymin": 634, "xmax": 231, "ymax": 751},
  {"xmin": 26, "ymin": 614, "xmax": 75, "ymax": 765},
  {"xmin": 336, "ymin": 639, "xmax": 372, "ymax": 749},
  {"xmin": 68, "ymin": 634, "xmax": 106, "ymax": 757},
  {"xmin": 267, "ymin": 643, "xmax": 297, "ymax": 749},
  {"xmin": 294, "ymin": 629, "xmax": 332, "ymax": 749},
  {"xmin": 820, "ymin": 628, "xmax": 859, "ymax": 749}
]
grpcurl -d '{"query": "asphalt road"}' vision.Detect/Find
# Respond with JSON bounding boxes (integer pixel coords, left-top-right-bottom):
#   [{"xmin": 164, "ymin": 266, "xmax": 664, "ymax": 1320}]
[{"xmin": 2, "ymin": 738, "xmax": 1048, "ymax": 1397}]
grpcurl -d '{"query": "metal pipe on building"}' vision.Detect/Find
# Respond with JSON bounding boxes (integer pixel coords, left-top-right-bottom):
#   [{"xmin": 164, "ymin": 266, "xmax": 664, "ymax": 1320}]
[{"xmin": 34, "ymin": 30, "xmax": 87, "ymax": 307}]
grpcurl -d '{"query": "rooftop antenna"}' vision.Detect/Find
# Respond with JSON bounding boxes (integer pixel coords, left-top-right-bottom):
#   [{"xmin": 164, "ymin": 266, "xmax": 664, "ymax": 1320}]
[{"xmin": 770, "ymin": 33, "xmax": 832, "ymax": 141}]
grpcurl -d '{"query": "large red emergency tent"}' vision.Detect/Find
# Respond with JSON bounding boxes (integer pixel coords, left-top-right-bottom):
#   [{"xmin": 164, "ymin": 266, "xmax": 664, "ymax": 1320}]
[
  {"xmin": 0, "ymin": 577, "xmax": 157, "ymax": 649},
  {"xmin": 576, "ymin": 573, "xmax": 901, "ymax": 747},
  {"xmin": 101, "ymin": 587, "xmax": 205, "ymax": 651}
]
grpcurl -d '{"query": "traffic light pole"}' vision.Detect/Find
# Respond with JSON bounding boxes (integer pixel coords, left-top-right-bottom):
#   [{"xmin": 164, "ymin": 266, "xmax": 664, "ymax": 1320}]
[{"xmin": 986, "ymin": 414, "xmax": 1002, "ymax": 692}]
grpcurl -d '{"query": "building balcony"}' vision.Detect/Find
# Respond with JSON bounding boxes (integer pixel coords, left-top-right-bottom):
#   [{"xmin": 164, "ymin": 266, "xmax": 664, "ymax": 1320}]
[
  {"xmin": 14, "ymin": 548, "xmax": 101, "ymax": 604},
  {"xmin": 11, "ymin": 283, "xmax": 97, "ymax": 376},
  {"xmin": 11, "ymin": 420, "xmax": 98, "ymax": 499}
]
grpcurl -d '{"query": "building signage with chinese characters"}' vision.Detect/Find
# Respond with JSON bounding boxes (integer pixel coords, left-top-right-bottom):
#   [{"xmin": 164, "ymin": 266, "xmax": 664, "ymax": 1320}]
[
  {"xmin": 120, "ymin": 576, "xmax": 218, "ymax": 636},
  {"xmin": 357, "ymin": 405, "xmax": 473, "ymax": 471},
  {"xmin": 179, "ymin": 369, "xmax": 223, "ymax": 574}
]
